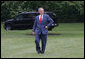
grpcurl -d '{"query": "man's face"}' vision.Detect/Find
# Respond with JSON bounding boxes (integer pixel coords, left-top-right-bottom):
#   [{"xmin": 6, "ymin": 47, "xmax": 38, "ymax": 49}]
[{"xmin": 39, "ymin": 9, "xmax": 44, "ymax": 15}]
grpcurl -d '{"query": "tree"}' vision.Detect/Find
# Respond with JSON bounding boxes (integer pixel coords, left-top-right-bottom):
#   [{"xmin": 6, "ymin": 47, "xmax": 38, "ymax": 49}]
[{"xmin": 1, "ymin": 1, "xmax": 84, "ymax": 23}]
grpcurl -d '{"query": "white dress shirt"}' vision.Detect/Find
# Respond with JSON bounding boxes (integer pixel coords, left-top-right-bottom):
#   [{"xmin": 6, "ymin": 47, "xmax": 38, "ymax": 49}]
[{"xmin": 39, "ymin": 15, "xmax": 43, "ymax": 20}]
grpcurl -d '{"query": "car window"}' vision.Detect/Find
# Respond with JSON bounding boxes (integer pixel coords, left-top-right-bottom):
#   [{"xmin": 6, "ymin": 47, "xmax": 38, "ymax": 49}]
[
  {"xmin": 22, "ymin": 14, "xmax": 39, "ymax": 18},
  {"xmin": 22, "ymin": 14, "xmax": 30, "ymax": 18},
  {"xmin": 16, "ymin": 15, "xmax": 23, "ymax": 20}
]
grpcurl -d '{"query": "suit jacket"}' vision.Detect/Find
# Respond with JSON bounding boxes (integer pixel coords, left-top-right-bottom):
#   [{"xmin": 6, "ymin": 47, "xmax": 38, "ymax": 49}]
[{"xmin": 32, "ymin": 14, "xmax": 54, "ymax": 35}]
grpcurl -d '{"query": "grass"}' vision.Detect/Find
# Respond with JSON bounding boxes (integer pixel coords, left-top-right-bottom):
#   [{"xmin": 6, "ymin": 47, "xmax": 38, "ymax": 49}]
[{"xmin": 1, "ymin": 23, "xmax": 84, "ymax": 58}]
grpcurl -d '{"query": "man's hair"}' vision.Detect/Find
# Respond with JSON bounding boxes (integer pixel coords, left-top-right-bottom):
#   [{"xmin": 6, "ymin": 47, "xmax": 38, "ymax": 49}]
[{"xmin": 38, "ymin": 7, "xmax": 44, "ymax": 11}]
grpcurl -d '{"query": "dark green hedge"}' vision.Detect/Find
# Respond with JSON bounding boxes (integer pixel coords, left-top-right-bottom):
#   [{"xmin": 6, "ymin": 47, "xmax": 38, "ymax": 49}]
[{"xmin": 1, "ymin": 1, "xmax": 84, "ymax": 23}]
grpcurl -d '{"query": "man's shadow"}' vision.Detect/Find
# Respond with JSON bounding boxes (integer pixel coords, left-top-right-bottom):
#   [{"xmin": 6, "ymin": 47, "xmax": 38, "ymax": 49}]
[{"xmin": 25, "ymin": 33, "xmax": 61, "ymax": 36}]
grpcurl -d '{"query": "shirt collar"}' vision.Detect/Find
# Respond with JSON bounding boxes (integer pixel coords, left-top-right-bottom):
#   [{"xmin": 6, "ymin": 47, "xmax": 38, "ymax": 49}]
[
  {"xmin": 39, "ymin": 15, "xmax": 43, "ymax": 20},
  {"xmin": 39, "ymin": 14, "xmax": 43, "ymax": 17}
]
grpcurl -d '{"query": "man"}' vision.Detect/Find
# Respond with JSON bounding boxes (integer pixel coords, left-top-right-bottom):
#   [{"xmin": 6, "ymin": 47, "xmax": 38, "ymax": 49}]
[{"xmin": 32, "ymin": 7, "xmax": 54, "ymax": 54}]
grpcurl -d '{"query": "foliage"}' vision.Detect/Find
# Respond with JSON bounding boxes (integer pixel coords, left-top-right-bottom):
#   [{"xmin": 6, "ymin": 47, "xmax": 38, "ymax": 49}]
[{"xmin": 1, "ymin": 1, "xmax": 84, "ymax": 22}]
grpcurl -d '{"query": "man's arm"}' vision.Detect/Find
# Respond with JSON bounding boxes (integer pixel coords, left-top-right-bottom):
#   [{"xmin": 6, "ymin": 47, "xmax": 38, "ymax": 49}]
[
  {"xmin": 46, "ymin": 15, "xmax": 54, "ymax": 28},
  {"xmin": 32, "ymin": 17, "xmax": 37, "ymax": 34}
]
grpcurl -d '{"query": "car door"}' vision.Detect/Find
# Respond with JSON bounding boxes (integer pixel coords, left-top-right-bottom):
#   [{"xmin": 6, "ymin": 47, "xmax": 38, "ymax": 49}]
[
  {"xmin": 22, "ymin": 14, "xmax": 35, "ymax": 29},
  {"xmin": 13, "ymin": 14, "xmax": 25, "ymax": 28}
]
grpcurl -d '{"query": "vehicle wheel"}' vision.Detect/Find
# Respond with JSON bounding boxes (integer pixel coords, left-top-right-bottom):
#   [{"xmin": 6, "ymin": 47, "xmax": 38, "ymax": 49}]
[{"xmin": 5, "ymin": 25, "xmax": 12, "ymax": 30}]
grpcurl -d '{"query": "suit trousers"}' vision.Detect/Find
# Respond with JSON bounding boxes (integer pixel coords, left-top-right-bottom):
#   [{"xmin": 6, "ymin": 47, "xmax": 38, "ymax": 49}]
[{"xmin": 35, "ymin": 32, "xmax": 47, "ymax": 53}]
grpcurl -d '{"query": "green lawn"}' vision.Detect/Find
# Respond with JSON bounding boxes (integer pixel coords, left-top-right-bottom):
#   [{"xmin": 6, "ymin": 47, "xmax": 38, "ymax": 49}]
[{"xmin": 1, "ymin": 23, "xmax": 84, "ymax": 58}]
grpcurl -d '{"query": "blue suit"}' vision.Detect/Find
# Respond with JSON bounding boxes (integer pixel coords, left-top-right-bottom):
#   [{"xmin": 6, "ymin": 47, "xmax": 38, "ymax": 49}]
[{"xmin": 33, "ymin": 14, "xmax": 54, "ymax": 53}]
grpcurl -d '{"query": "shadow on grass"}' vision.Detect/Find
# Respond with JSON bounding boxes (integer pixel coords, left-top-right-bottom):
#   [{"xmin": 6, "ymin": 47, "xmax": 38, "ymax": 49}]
[{"xmin": 25, "ymin": 33, "xmax": 61, "ymax": 36}]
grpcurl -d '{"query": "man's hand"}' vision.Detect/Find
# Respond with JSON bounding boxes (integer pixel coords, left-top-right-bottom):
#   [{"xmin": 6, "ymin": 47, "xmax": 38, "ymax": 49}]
[
  {"xmin": 32, "ymin": 32, "xmax": 35, "ymax": 35},
  {"xmin": 45, "ymin": 26, "xmax": 48, "ymax": 29}
]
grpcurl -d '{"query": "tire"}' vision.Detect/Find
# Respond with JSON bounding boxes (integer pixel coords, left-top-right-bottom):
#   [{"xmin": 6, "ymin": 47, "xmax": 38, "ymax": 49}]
[{"xmin": 5, "ymin": 25, "xmax": 12, "ymax": 30}]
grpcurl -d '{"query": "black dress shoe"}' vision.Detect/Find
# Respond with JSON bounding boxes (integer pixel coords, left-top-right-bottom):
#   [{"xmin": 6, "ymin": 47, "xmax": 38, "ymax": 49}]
[
  {"xmin": 37, "ymin": 51, "xmax": 41, "ymax": 54},
  {"xmin": 41, "ymin": 51, "xmax": 44, "ymax": 54},
  {"xmin": 41, "ymin": 53, "xmax": 44, "ymax": 54}
]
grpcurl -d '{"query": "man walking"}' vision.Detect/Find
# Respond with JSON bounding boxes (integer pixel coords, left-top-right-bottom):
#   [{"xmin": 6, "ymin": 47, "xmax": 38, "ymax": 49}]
[{"xmin": 32, "ymin": 7, "xmax": 54, "ymax": 54}]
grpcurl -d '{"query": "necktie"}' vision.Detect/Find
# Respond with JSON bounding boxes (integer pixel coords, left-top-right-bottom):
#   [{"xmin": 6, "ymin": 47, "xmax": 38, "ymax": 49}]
[{"xmin": 40, "ymin": 15, "xmax": 42, "ymax": 24}]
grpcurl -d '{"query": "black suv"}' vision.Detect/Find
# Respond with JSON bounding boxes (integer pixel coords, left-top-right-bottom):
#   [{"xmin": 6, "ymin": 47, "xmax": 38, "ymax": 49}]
[{"xmin": 3, "ymin": 12, "xmax": 58, "ymax": 31}]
